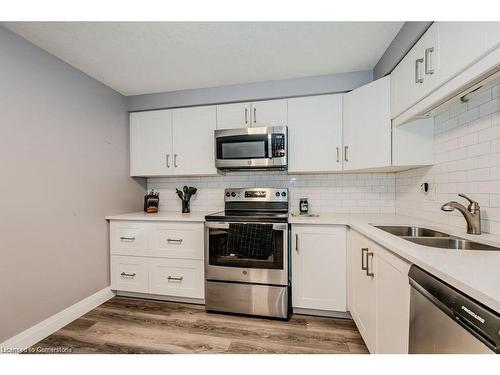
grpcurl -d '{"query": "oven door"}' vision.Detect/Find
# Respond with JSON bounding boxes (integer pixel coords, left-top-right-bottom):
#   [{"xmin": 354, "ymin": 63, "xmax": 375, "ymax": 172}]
[{"xmin": 205, "ymin": 221, "xmax": 288, "ymax": 285}]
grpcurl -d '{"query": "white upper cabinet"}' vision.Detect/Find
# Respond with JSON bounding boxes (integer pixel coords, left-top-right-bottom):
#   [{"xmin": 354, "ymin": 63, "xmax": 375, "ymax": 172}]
[
  {"xmin": 391, "ymin": 22, "xmax": 500, "ymax": 122},
  {"xmin": 130, "ymin": 106, "xmax": 217, "ymax": 177},
  {"xmin": 216, "ymin": 102, "xmax": 251, "ymax": 129},
  {"xmin": 130, "ymin": 109, "xmax": 172, "ymax": 177},
  {"xmin": 250, "ymin": 99, "xmax": 288, "ymax": 127},
  {"xmin": 292, "ymin": 225, "xmax": 347, "ymax": 312},
  {"xmin": 391, "ymin": 24, "xmax": 439, "ymax": 119},
  {"xmin": 172, "ymin": 106, "xmax": 217, "ymax": 176},
  {"xmin": 287, "ymin": 94, "xmax": 343, "ymax": 173},
  {"xmin": 216, "ymin": 99, "xmax": 287, "ymax": 129},
  {"xmin": 343, "ymin": 76, "xmax": 392, "ymax": 171}
]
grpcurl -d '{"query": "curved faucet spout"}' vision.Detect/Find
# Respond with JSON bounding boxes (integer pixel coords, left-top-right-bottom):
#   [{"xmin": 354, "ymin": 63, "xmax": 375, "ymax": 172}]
[{"xmin": 441, "ymin": 196, "xmax": 481, "ymax": 235}]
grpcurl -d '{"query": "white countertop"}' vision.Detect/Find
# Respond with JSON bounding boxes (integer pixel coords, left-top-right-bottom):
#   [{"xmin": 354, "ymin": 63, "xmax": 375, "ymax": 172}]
[
  {"xmin": 106, "ymin": 210, "xmax": 500, "ymax": 312},
  {"xmin": 290, "ymin": 212, "xmax": 500, "ymax": 313},
  {"xmin": 105, "ymin": 211, "xmax": 209, "ymax": 222}
]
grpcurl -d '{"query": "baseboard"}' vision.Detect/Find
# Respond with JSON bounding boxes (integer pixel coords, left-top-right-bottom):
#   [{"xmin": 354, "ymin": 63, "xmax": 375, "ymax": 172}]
[
  {"xmin": 116, "ymin": 290, "xmax": 205, "ymax": 305},
  {"xmin": 293, "ymin": 307, "xmax": 352, "ymax": 319},
  {"xmin": 0, "ymin": 287, "xmax": 115, "ymax": 352}
]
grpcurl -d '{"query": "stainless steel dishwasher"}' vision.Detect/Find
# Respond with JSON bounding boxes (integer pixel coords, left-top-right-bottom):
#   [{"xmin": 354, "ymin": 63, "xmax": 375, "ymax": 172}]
[{"xmin": 409, "ymin": 266, "xmax": 499, "ymax": 354}]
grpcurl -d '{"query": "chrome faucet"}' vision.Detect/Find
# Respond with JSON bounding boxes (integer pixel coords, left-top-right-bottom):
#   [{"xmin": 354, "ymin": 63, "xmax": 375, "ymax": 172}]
[{"xmin": 441, "ymin": 194, "xmax": 481, "ymax": 234}]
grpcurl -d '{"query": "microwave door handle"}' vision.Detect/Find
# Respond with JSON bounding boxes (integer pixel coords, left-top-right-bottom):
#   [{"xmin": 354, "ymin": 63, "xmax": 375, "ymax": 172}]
[{"xmin": 268, "ymin": 133, "xmax": 272, "ymax": 159}]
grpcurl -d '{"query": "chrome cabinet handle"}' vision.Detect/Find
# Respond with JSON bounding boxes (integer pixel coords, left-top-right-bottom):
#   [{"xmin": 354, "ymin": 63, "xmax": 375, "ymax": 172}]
[
  {"xmin": 295, "ymin": 234, "xmax": 299, "ymax": 252},
  {"xmin": 166, "ymin": 154, "xmax": 170, "ymax": 168},
  {"xmin": 415, "ymin": 58, "xmax": 424, "ymax": 83},
  {"xmin": 336, "ymin": 147, "xmax": 340, "ymax": 163},
  {"xmin": 253, "ymin": 107, "xmax": 257, "ymax": 124},
  {"xmin": 119, "ymin": 236, "xmax": 136, "ymax": 241},
  {"xmin": 344, "ymin": 146, "xmax": 349, "ymax": 162},
  {"xmin": 361, "ymin": 248, "xmax": 368, "ymax": 270},
  {"xmin": 167, "ymin": 276, "xmax": 183, "ymax": 281},
  {"xmin": 120, "ymin": 272, "xmax": 136, "ymax": 278},
  {"xmin": 366, "ymin": 252, "xmax": 375, "ymax": 277},
  {"xmin": 424, "ymin": 47, "xmax": 434, "ymax": 75},
  {"xmin": 167, "ymin": 238, "xmax": 183, "ymax": 243},
  {"xmin": 173, "ymin": 154, "xmax": 178, "ymax": 168},
  {"xmin": 245, "ymin": 108, "xmax": 248, "ymax": 124}
]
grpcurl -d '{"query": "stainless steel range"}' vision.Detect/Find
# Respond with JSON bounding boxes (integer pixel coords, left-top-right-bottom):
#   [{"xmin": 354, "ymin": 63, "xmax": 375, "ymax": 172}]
[{"xmin": 204, "ymin": 187, "xmax": 290, "ymax": 319}]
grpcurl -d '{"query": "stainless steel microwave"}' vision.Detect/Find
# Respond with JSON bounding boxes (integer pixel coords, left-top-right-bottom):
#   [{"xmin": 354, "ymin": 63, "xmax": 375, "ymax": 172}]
[{"xmin": 214, "ymin": 126, "xmax": 287, "ymax": 170}]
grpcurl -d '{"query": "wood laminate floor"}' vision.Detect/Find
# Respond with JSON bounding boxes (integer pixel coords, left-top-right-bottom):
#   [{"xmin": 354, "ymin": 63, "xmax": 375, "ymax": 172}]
[{"xmin": 30, "ymin": 297, "xmax": 369, "ymax": 354}]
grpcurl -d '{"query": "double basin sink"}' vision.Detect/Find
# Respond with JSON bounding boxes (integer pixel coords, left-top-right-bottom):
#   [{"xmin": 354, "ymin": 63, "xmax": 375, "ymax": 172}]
[{"xmin": 373, "ymin": 225, "xmax": 500, "ymax": 251}]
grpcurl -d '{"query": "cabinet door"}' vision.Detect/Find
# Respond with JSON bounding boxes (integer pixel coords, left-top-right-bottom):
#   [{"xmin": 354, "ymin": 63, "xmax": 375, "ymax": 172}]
[
  {"xmin": 437, "ymin": 22, "xmax": 487, "ymax": 86},
  {"xmin": 130, "ymin": 109, "xmax": 172, "ymax": 176},
  {"xmin": 483, "ymin": 22, "xmax": 500, "ymax": 52},
  {"xmin": 292, "ymin": 225, "xmax": 347, "ymax": 312},
  {"xmin": 111, "ymin": 255, "xmax": 149, "ymax": 293},
  {"xmin": 287, "ymin": 94, "xmax": 343, "ymax": 173},
  {"xmin": 348, "ymin": 230, "xmax": 377, "ymax": 353},
  {"xmin": 172, "ymin": 105, "xmax": 217, "ymax": 176},
  {"xmin": 250, "ymin": 99, "xmax": 287, "ymax": 127},
  {"xmin": 148, "ymin": 258, "xmax": 204, "ymax": 299},
  {"xmin": 343, "ymin": 76, "xmax": 391, "ymax": 171},
  {"xmin": 376, "ymin": 247, "xmax": 411, "ymax": 354},
  {"xmin": 148, "ymin": 222, "xmax": 204, "ymax": 260},
  {"xmin": 216, "ymin": 102, "xmax": 251, "ymax": 129}
]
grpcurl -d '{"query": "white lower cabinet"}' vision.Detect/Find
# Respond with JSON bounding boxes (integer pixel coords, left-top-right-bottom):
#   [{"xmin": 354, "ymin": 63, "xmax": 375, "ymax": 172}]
[
  {"xmin": 148, "ymin": 222, "xmax": 204, "ymax": 259},
  {"xmin": 375, "ymin": 246, "xmax": 411, "ymax": 354},
  {"xmin": 348, "ymin": 229, "xmax": 411, "ymax": 354},
  {"xmin": 111, "ymin": 255, "xmax": 149, "ymax": 294},
  {"xmin": 109, "ymin": 220, "xmax": 205, "ymax": 301},
  {"xmin": 148, "ymin": 258, "xmax": 204, "ymax": 299},
  {"xmin": 292, "ymin": 225, "xmax": 347, "ymax": 312},
  {"xmin": 348, "ymin": 230, "xmax": 377, "ymax": 351}
]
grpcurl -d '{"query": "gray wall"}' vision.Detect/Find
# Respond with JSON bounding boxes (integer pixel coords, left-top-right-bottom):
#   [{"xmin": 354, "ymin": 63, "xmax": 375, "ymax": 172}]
[
  {"xmin": 127, "ymin": 70, "xmax": 373, "ymax": 111},
  {"xmin": 0, "ymin": 26, "xmax": 146, "ymax": 342},
  {"xmin": 374, "ymin": 22, "xmax": 432, "ymax": 79}
]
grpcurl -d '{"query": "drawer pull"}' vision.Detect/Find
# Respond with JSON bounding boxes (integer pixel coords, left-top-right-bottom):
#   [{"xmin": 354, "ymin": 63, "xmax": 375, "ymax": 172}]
[
  {"xmin": 167, "ymin": 238, "xmax": 183, "ymax": 243},
  {"xmin": 167, "ymin": 276, "xmax": 183, "ymax": 281},
  {"xmin": 119, "ymin": 236, "xmax": 136, "ymax": 241},
  {"xmin": 366, "ymin": 252, "xmax": 375, "ymax": 277},
  {"xmin": 120, "ymin": 272, "xmax": 136, "ymax": 278}
]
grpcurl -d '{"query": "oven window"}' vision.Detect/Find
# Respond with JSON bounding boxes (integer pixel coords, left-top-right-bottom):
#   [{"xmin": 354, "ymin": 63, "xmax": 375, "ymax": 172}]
[
  {"xmin": 216, "ymin": 134, "xmax": 269, "ymax": 159},
  {"xmin": 221, "ymin": 141, "xmax": 266, "ymax": 159},
  {"xmin": 208, "ymin": 224, "xmax": 284, "ymax": 269}
]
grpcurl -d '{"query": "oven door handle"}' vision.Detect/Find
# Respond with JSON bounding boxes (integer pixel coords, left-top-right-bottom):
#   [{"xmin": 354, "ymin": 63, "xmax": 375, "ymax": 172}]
[{"xmin": 205, "ymin": 222, "xmax": 287, "ymax": 231}]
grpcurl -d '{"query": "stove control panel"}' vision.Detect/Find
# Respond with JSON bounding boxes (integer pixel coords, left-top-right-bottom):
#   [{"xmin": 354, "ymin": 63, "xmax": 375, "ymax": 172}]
[{"xmin": 224, "ymin": 188, "xmax": 288, "ymax": 202}]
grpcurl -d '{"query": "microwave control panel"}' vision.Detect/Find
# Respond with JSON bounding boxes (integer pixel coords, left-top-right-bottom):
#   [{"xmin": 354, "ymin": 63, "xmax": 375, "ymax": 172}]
[{"xmin": 271, "ymin": 134, "xmax": 286, "ymax": 157}]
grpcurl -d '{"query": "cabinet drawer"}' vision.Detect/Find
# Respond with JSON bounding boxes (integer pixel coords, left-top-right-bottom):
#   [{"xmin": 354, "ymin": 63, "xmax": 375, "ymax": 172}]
[
  {"xmin": 111, "ymin": 255, "xmax": 148, "ymax": 293},
  {"xmin": 149, "ymin": 222, "xmax": 204, "ymax": 259},
  {"xmin": 110, "ymin": 221, "xmax": 148, "ymax": 256},
  {"xmin": 148, "ymin": 258, "xmax": 204, "ymax": 299}
]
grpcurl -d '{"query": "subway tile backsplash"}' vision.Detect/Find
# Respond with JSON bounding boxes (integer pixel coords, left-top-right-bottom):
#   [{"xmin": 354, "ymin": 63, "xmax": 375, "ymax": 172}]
[
  {"xmin": 396, "ymin": 84, "xmax": 500, "ymax": 235},
  {"xmin": 148, "ymin": 172, "xmax": 396, "ymax": 214}
]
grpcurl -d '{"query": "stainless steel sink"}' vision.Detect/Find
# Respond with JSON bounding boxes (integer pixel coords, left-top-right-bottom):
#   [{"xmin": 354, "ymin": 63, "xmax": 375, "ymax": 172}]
[
  {"xmin": 374, "ymin": 225, "xmax": 450, "ymax": 238},
  {"xmin": 372, "ymin": 225, "xmax": 500, "ymax": 251},
  {"xmin": 406, "ymin": 237, "xmax": 500, "ymax": 251}
]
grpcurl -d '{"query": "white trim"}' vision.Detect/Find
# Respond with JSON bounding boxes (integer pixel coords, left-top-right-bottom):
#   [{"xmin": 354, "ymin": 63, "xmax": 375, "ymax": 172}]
[
  {"xmin": 293, "ymin": 307, "xmax": 352, "ymax": 319},
  {"xmin": 116, "ymin": 290, "xmax": 204, "ymax": 305},
  {"xmin": 0, "ymin": 287, "xmax": 115, "ymax": 352}
]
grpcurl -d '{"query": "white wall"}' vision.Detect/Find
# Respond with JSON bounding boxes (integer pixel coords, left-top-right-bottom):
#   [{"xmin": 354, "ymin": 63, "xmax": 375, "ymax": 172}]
[
  {"xmin": 0, "ymin": 27, "xmax": 145, "ymax": 342},
  {"xmin": 396, "ymin": 84, "xmax": 500, "ymax": 235},
  {"xmin": 148, "ymin": 171, "xmax": 396, "ymax": 214}
]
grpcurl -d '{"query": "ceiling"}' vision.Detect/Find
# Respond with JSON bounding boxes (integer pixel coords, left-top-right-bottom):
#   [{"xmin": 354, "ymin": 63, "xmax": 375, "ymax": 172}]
[{"xmin": 3, "ymin": 22, "xmax": 403, "ymax": 96}]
